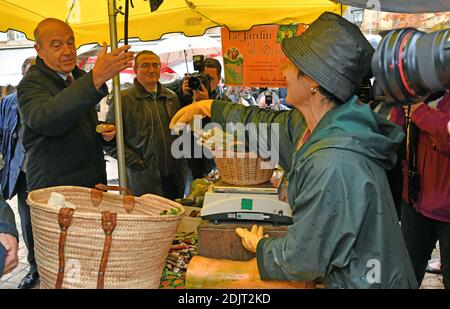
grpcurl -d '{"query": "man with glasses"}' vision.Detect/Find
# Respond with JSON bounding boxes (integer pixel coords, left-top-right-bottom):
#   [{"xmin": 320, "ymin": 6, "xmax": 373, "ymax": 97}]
[{"xmin": 106, "ymin": 51, "xmax": 186, "ymax": 198}]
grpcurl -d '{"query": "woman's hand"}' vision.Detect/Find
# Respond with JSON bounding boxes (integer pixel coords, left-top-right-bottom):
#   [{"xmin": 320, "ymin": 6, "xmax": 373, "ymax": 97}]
[
  {"xmin": 169, "ymin": 100, "xmax": 213, "ymax": 131},
  {"xmin": 235, "ymin": 224, "xmax": 268, "ymax": 253}
]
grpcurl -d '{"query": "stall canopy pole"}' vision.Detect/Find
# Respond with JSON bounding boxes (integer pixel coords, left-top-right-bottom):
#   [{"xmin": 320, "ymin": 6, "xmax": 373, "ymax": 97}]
[
  {"xmin": 184, "ymin": 50, "xmax": 189, "ymax": 73},
  {"xmin": 107, "ymin": 0, "xmax": 127, "ymax": 193}
]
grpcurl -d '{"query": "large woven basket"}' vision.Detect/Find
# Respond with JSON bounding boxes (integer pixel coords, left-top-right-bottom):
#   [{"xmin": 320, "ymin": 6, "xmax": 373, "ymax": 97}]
[
  {"xmin": 213, "ymin": 150, "xmax": 274, "ymax": 186},
  {"xmin": 27, "ymin": 185, "xmax": 184, "ymax": 289}
]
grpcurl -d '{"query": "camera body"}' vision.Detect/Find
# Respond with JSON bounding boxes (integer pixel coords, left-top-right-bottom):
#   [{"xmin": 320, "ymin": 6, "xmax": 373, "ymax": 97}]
[
  {"xmin": 187, "ymin": 72, "xmax": 212, "ymax": 93},
  {"xmin": 186, "ymin": 55, "xmax": 212, "ymax": 94}
]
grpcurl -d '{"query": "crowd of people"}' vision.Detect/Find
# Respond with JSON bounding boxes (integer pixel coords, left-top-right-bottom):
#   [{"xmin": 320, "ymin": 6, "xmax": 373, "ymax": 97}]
[{"xmin": 0, "ymin": 13, "xmax": 449, "ymax": 289}]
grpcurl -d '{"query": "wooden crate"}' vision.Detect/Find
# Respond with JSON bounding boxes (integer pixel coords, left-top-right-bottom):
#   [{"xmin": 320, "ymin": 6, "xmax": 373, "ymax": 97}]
[{"xmin": 198, "ymin": 221, "xmax": 288, "ymax": 261}]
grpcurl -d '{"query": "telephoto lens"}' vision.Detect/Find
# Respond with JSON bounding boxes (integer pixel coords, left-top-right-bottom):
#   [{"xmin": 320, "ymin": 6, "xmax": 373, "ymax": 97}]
[{"xmin": 372, "ymin": 28, "xmax": 450, "ymax": 105}]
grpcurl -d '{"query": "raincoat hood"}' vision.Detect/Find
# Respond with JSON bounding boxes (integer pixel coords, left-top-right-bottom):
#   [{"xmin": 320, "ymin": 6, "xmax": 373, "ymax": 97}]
[{"xmin": 297, "ymin": 96, "xmax": 405, "ymax": 170}]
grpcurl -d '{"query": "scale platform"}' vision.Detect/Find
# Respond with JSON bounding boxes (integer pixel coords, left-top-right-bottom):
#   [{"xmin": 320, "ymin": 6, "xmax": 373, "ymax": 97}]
[{"xmin": 201, "ymin": 179, "xmax": 292, "ymax": 225}]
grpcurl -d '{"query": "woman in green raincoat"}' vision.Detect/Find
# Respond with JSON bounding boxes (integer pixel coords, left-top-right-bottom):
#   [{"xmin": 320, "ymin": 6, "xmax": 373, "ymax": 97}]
[{"xmin": 170, "ymin": 12, "xmax": 417, "ymax": 288}]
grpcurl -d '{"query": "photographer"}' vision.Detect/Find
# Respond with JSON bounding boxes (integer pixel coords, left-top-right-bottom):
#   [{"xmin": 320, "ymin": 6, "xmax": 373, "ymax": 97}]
[
  {"xmin": 391, "ymin": 91, "xmax": 450, "ymax": 288},
  {"xmin": 166, "ymin": 57, "xmax": 230, "ymax": 107},
  {"xmin": 166, "ymin": 58, "xmax": 231, "ymax": 179}
]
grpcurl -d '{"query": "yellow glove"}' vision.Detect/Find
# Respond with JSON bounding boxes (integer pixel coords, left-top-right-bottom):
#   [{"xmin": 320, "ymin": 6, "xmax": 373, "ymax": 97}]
[
  {"xmin": 169, "ymin": 99, "xmax": 213, "ymax": 130},
  {"xmin": 235, "ymin": 224, "xmax": 268, "ymax": 253}
]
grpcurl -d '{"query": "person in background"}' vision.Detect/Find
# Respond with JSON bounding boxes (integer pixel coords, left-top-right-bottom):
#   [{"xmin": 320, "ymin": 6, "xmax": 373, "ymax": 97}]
[
  {"xmin": 166, "ymin": 57, "xmax": 230, "ymax": 106},
  {"xmin": 105, "ymin": 51, "xmax": 186, "ymax": 198},
  {"xmin": 0, "ymin": 57, "xmax": 38, "ymax": 288},
  {"xmin": 17, "ymin": 18, "xmax": 133, "ymax": 193},
  {"xmin": 256, "ymin": 89, "xmax": 284, "ymax": 110},
  {"xmin": 279, "ymin": 87, "xmax": 290, "ymax": 107},
  {"xmin": 0, "ymin": 155, "xmax": 19, "ymax": 278},
  {"xmin": 166, "ymin": 58, "xmax": 231, "ymax": 182},
  {"xmin": 225, "ymin": 86, "xmax": 242, "ymax": 103},
  {"xmin": 391, "ymin": 91, "xmax": 450, "ymax": 288},
  {"xmin": 238, "ymin": 87, "xmax": 257, "ymax": 106},
  {"xmin": 170, "ymin": 12, "xmax": 417, "ymax": 288}
]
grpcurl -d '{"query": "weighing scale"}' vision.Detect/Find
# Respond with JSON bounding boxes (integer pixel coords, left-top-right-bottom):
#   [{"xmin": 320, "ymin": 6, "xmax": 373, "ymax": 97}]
[{"xmin": 201, "ymin": 178, "xmax": 292, "ymax": 225}]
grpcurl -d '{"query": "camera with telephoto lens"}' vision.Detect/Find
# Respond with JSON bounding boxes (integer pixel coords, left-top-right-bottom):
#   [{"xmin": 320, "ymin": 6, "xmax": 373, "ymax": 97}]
[{"xmin": 369, "ymin": 28, "xmax": 450, "ymax": 106}]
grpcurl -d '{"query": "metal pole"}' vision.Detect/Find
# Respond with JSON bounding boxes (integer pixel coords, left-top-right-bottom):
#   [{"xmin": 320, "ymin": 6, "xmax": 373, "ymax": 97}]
[
  {"xmin": 184, "ymin": 50, "xmax": 189, "ymax": 73},
  {"xmin": 107, "ymin": 0, "xmax": 127, "ymax": 192}
]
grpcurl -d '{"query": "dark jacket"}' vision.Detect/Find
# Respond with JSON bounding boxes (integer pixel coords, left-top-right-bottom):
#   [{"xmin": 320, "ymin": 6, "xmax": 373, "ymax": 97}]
[
  {"xmin": 17, "ymin": 57, "xmax": 108, "ymax": 191},
  {"xmin": 105, "ymin": 79, "xmax": 186, "ymax": 197},
  {"xmin": 212, "ymin": 96, "xmax": 417, "ymax": 288},
  {"xmin": 404, "ymin": 94, "xmax": 450, "ymax": 222},
  {"xmin": 0, "ymin": 92, "xmax": 25, "ymax": 199}
]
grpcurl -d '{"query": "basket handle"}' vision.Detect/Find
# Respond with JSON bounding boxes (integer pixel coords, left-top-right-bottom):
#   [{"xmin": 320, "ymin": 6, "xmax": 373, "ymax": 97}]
[
  {"xmin": 95, "ymin": 183, "xmax": 133, "ymax": 195},
  {"xmin": 97, "ymin": 211, "xmax": 117, "ymax": 289},
  {"xmin": 91, "ymin": 184, "xmax": 135, "ymax": 213},
  {"xmin": 55, "ymin": 207, "xmax": 75, "ymax": 289}
]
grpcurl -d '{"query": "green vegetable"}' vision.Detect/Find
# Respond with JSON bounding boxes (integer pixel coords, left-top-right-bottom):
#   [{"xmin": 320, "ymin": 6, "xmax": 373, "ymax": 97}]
[{"xmin": 160, "ymin": 208, "xmax": 180, "ymax": 216}]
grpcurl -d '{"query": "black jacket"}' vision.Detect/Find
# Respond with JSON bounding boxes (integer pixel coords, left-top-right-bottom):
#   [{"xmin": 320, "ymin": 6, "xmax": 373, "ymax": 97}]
[
  {"xmin": 17, "ymin": 57, "xmax": 108, "ymax": 190},
  {"xmin": 105, "ymin": 79, "xmax": 186, "ymax": 197}
]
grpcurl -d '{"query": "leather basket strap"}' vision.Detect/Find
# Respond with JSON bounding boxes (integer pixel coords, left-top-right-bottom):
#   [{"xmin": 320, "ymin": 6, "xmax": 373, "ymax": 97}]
[
  {"xmin": 92, "ymin": 184, "xmax": 135, "ymax": 213},
  {"xmin": 97, "ymin": 211, "xmax": 117, "ymax": 289},
  {"xmin": 91, "ymin": 188, "xmax": 103, "ymax": 207},
  {"xmin": 91, "ymin": 189, "xmax": 135, "ymax": 213},
  {"xmin": 123, "ymin": 195, "xmax": 135, "ymax": 213},
  {"xmin": 55, "ymin": 207, "xmax": 75, "ymax": 289},
  {"xmin": 95, "ymin": 183, "xmax": 133, "ymax": 195}
]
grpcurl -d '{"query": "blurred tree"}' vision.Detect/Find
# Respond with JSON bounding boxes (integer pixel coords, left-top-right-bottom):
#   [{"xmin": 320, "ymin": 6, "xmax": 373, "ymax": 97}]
[{"xmin": 382, "ymin": 12, "xmax": 450, "ymax": 30}]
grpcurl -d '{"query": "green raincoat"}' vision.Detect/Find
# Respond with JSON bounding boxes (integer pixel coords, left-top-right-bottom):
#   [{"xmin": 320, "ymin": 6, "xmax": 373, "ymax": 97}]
[{"xmin": 211, "ymin": 96, "xmax": 418, "ymax": 288}]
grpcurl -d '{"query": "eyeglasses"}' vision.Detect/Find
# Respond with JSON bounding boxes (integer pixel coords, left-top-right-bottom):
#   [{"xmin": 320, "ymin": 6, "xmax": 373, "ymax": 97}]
[{"xmin": 139, "ymin": 62, "xmax": 161, "ymax": 69}]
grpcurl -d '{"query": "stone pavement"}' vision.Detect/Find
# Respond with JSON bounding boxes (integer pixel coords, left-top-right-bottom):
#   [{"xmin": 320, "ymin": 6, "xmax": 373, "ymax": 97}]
[{"xmin": 0, "ymin": 156, "xmax": 444, "ymax": 289}]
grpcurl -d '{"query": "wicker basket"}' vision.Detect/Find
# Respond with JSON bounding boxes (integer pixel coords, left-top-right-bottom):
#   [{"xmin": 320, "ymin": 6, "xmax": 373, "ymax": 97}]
[
  {"xmin": 213, "ymin": 150, "xmax": 274, "ymax": 185},
  {"xmin": 27, "ymin": 185, "xmax": 184, "ymax": 289}
]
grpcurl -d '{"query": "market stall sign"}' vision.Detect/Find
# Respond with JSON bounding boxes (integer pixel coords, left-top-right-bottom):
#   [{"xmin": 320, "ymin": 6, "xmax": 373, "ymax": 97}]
[{"xmin": 221, "ymin": 24, "xmax": 306, "ymax": 88}]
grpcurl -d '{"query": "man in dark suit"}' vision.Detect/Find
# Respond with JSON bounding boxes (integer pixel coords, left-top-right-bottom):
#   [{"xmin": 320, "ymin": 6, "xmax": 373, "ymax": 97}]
[{"xmin": 15, "ymin": 18, "xmax": 133, "ymax": 288}]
